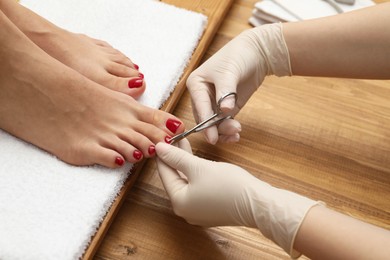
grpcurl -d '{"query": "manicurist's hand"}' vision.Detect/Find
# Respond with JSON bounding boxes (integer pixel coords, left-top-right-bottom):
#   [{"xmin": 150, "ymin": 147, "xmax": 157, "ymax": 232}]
[
  {"xmin": 186, "ymin": 23, "xmax": 291, "ymax": 144},
  {"xmin": 155, "ymin": 139, "xmax": 320, "ymax": 257},
  {"xmin": 155, "ymin": 138, "xmax": 268, "ymax": 228}
]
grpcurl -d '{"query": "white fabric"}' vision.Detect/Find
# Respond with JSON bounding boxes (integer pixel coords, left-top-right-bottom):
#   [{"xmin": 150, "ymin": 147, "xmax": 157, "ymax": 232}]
[
  {"xmin": 0, "ymin": 0, "xmax": 207, "ymax": 259},
  {"xmin": 249, "ymin": 0, "xmax": 375, "ymax": 26}
]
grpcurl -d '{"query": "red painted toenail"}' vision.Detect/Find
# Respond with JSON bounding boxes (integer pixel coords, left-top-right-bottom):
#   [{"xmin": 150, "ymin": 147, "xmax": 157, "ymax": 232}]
[
  {"xmin": 115, "ymin": 157, "xmax": 124, "ymax": 166},
  {"xmin": 134, "ymin": 64, "xmax": 139, "ymax": 70},
  {"xmin": 148, "ymin": 145, "xmax": 156, "ymax": 155},
  {"xmin": 165, "ymin": 136, "xmax": 172, "ymax": 144},
  {"xmin": 139, "ymin": 73, "xmax": 144, "ymax": 79},
  {"xmin": 133, "ymin": 150, "xmax": 143, "ymax": 160},
  {"xmin": 128, "ymin": 78, "xmax": 143, "ymax": 88},
  {"xmin": 166, "ymin": 119, "xmax": 182, "ymax": 134}
]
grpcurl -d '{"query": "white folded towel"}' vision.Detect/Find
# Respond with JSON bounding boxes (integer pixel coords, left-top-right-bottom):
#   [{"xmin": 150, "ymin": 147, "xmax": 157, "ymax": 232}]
[
  {"xmin": 249, "ymin": 0, "xmax": 375, "ymax": 26},
  {"xmin": 0, "ymin": 0, "xmax": 206, "ymax": 259}
]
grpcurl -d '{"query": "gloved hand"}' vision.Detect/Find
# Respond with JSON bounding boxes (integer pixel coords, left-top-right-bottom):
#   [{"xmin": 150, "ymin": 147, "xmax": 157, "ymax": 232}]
[
  {"xmin": 186, "ymin": 23, "xmax": 291, "ymax": 144},
  {"xmin": 155, "ymin": 140, "xmax": 321, "ymax": 257}
]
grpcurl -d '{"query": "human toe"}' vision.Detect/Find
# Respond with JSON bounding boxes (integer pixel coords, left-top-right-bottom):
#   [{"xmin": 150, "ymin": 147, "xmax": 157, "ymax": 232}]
[
  {"xmin": 140, "ymin": 110, "xmax": 185, "ymax": 137},
  {"xmin": 111, "ymin": 138, "xmax": 145, "ymax": 164},
  {"xmin": 119, "ymin": 130, "xmax": 159, "ymax": 159},
  {"xmin": 126, "ymin": 77, "xmax": 146, "ymax": 98},
  {"xmin": 102, "ymin": 76, "xmax": 146, "ymax": 98},
  {"xmin": 109, "ymin": 53, "xmax": 135, "ymax": 68},
  {"xmin": 68, "ymin": 143, "xmax": 127, "ymax": 168},
  {"xmin": 106, "ymin": 61, "xmax": 140, "ymax": 78}
]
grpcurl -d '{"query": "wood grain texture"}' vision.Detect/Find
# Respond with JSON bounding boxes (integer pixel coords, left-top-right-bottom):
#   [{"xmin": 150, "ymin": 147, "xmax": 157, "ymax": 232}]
[{"xmin": 94, "ymin": 1, "xmax": 390, "ymax": 259}]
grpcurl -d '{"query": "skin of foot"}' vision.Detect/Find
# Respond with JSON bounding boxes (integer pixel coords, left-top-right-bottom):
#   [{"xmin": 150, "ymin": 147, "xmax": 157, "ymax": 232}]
[
  {"xmin": 0, "ymin": 10, "xmax": 185, "ymax": 168},
  {"xmin": 0, "ymin": 0, "xmax": 146, "ymax": 98}
]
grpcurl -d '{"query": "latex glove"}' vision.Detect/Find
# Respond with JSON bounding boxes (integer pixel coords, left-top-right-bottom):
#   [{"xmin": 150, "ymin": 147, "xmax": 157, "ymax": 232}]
[
  {"xmin": 186, "ymin": 23, "xmax": 291, "ymax": 144},
  {"xmin": 155, "ymin": 140, "xmax": 320, "ymax": 257}
]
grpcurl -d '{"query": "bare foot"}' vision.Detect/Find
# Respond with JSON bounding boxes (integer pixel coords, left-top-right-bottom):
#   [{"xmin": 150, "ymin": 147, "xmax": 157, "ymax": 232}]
[
  {"xmin": 0, "ymin": 0, "xmax": 145, "ymax": 98},
  {"xmin": 0, "ymin": 10, "xmax": 184, "ymax": 168}
]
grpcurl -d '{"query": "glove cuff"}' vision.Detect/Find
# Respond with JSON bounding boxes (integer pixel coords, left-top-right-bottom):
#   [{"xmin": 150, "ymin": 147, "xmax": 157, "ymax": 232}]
[
  {"xmin": 251, "ymin": 23, "xmax": 292, "ymax": 77},
  {"xmin": 251, "ymin": 185, "xmax": 324, "ymax": 258}
]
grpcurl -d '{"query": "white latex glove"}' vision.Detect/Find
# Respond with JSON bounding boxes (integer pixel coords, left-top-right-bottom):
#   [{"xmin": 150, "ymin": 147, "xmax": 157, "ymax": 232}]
[
  {"xmin": 156, "ymin": 140, "xmax": 321, "ymax": 257},
  {"xmin": 187, "ymin": 23, "xmax": 291, "ymax": 144}
]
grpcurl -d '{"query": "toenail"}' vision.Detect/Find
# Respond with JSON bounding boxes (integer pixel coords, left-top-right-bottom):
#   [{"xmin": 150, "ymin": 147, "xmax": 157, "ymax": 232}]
[
  {"xmin": 166, "ymin": 119, "xmax": 182, "ymax": 134},
  {"xmin": 128, "ymin": 78, "xmax": 143, "ymax": 88},
  {"xmin": 134, "ymin": 64, "xmax": 139, "ymax": 70},
  {"xmin": 139, "ymin": 73, "xmax": 144, "ymax": 79},
  {"xmin": 133, "ymin": 150, "xmax": 143, "ymax": 160},
  {"xmin": 165, "ymin": 136, "xmax": 172, "ymax": 144},
  {"xmin": 115, "ymin": 157, "xmax": 124, "ymax": 166},
  {"xmin": 148, "ymin": 145, "xmax": 156, "ymax": 155}
]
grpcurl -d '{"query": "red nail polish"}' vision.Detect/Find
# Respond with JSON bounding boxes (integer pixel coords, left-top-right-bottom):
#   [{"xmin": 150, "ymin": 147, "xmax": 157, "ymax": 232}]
[
  {"xmin": 148, "ymin": 145, "xmax": 156, "ymax": 155},
  {"xmin": 165, "ymin": 136, "xmax": 172, "ymax": 144},
  {"xmin": 139, "ymin": 73, "xmax": 144, "ymax": 79},
  {"xmin": 128, "ymin": 78, "xmax": 143, "ymax": 88},
  {"xmin": 133, "ymin": 150, "xmax": 143, "ymax": 160},
  {"xmin": 166, "ymin": 119, "xmax": 182, "ymax": 134},
  {"xmin": 115, "ymin": 157, "xmax": 124, "ymax": 166},
  {"xmin": 134, "ymin": 64, "xmax": 139, "ymax": 70}
]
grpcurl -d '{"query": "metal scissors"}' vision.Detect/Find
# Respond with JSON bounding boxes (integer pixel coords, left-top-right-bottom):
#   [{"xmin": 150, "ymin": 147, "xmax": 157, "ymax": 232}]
[{"xmin": 168, "ymin": 92, "xmax": 237, "ymax": 144}]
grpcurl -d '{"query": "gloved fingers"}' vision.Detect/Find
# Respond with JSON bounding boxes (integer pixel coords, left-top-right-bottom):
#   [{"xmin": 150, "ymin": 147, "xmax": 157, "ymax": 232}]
[
  {"xmin": 218, "ymin": 133, "xmax": 240, "ymax": 143},
  {"xmin": 201, "ymin": 127, "xmax": 219, "ymax": 145},
  {"xmin": 196, "ymin": 115, "xmax": 241, "ymax": 145},
  {"xmin": 156, "ymin": 142, "xmax": 202, "ymax": 181},
  {"xmin": 214, "ymin": 72, "xmax": 240, "ymax": 113},
  {"xmin": 156, "ymin": 156, "xmax": 188, "ymax": 199},
  {"xmin": 217, "ymin": 119, "xmax": 241, "ymax": 136},
  {"xmin": 187, "ymin": 76, "xmax": 220, "ymax": 144},
  {"xmin": 175, "ymin": 139, "xmax": 192, "ymax": 180},
  {"xmin": 187, "ymin": 74, "xmax": 215, "ymax": 123},
  {"xmin": 176, "ymin": 138, "xmax": 193, "ymax": 154}
]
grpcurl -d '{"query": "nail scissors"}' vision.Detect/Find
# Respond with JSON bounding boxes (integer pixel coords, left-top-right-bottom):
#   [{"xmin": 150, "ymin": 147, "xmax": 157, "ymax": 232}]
[{"xmin": 169, "ymin": 92, "xmax": 237, "ymax": 144}]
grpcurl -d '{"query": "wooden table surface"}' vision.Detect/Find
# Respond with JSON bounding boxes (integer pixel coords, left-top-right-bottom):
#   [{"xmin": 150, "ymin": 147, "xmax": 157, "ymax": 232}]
[{"xmin": 95, "ymin": 1, "xmax": 390, "ymax": 259}]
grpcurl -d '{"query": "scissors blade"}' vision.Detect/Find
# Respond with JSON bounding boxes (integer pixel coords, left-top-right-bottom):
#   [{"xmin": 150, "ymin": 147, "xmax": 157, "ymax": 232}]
[
  {"xmin": 168, "ymin": 92, "xmax": 237, "ymax": 144},
  {"xmin": 193, "ymin": 115, "xmax": 232, "ymax": 132},
  {"xmin": 169, "ymin": 114, "xmax": 233, "ymax": 144}
]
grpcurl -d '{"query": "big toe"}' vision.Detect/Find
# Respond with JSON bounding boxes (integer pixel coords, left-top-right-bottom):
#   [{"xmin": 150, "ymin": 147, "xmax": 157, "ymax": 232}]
[{"xmin": 141, "ymin": 108, "xmax": 186, "ymax": 139}]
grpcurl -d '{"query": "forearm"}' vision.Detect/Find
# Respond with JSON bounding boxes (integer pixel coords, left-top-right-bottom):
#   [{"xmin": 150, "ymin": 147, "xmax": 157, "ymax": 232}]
[
  {"xmin": 294, "ymin": 205, "xmax": 390, "ymax": 259},
  {"xmin": 283, "ymin": 3, "xmax": 390, "ymax": 79}
]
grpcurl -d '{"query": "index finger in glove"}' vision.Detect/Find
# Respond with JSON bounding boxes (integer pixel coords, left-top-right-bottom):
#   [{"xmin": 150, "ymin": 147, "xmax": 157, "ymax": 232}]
[
  {"xmin": 156, "ymin": 142, "xmax": 203, "ymax": 182},
  {"xmin": 156, "ymin": 155, "xmax": 188, "ymax": 200},
  {"xmin": 187, "ymin": 74, "xmax": 215, "ymax": 123},
  {"xmin": 156, "ymin": 140, "xmax": 193, "ymax": 198},
  {"xmin": 187, "ymin": 75, "xmax": 220, "ymax": 144},
  {"xmin": 176, "ymin": 138, "xmax": 193, "ymax": 154}
]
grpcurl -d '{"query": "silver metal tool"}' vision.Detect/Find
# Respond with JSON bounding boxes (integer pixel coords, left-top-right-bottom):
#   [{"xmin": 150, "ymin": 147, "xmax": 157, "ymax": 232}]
[{"xmin": 168, "ymin": 92, "xmax": 237, "ymax": 144}]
